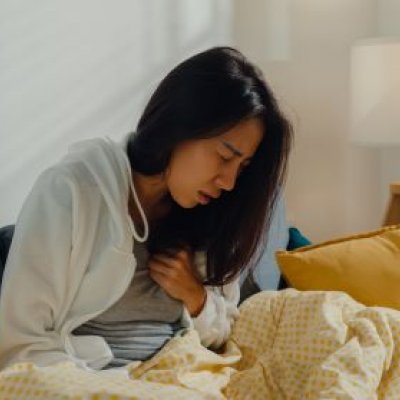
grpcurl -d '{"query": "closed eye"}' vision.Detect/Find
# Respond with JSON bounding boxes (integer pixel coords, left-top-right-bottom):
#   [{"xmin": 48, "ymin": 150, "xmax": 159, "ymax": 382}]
[
  {"xmin": 217, "ymin": 149, "xmax": 251, "ymax": 174},
  {"xmin": 219, "ymin": 154, "xmax": 232, "ymax": 162}
]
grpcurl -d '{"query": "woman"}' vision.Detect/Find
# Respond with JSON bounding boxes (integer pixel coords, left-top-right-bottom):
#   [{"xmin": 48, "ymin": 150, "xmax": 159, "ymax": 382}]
[{"xmin": 0, "ymin": 46, "xmax": 292, "ymax": 371}]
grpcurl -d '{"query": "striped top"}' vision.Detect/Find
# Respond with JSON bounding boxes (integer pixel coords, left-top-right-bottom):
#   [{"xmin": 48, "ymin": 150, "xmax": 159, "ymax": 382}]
[{"xmin": 73, "ymin": 241, "xmax": 184, "ymax": 368}]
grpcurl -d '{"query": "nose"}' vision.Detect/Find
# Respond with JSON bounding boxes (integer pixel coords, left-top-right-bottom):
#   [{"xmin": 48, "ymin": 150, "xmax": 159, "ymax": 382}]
[{"xmin": 215, "ymin": 163, "xmax": 240, "ymax": 192}]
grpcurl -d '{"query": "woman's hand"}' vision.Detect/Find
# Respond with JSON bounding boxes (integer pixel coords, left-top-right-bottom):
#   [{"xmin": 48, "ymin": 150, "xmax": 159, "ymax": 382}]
[{"xmin": 148, "ymin": 249, "xmax": 207, "ymax": 317}]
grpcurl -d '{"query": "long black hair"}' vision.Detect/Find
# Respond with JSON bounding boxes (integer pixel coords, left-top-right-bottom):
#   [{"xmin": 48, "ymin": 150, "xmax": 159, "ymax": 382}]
[{"xmin": 127, "ymin": 46, "xmax": 293, "ymax": 286}]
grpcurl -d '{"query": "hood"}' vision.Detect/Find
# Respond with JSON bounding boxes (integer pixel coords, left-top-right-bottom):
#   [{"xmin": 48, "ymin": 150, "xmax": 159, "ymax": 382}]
[{"xmin": 64, "ymin": 137, "xmax": 148, "ymax": 247}]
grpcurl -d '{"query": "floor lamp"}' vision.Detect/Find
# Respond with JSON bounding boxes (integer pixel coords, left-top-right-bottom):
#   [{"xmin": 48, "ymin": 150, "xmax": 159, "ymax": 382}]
[{"xmin": 349, "ymin": 38, "xmax": 400, "ymax": 226}]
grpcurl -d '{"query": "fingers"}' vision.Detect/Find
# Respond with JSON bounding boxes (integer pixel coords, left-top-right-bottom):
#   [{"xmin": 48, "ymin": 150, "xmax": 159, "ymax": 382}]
[
  {"xmin": 147, "ymin": 260, "xmax": 168, "ymax": 287},
  {"xmin": 147, "ymin": 247, "xmax": 198, "ymax": 303},
  {"xmin": 151, "ymin": 248, "xmax": 192, "ymax": 264},
  {"xmin": 148, "ymin": 258, "xmax": 179, "ymax": 281},
  {"xmin": 148, "ymin": 260, "xmax": 169, "ymax": 276},
  {"xmin": 147, "ymin": 248, "xmax": 195, "ymax": 286},
  {"xmin": 148, "ymin": 268, "xmax": 168, "ymax": 290},
  {"xmin": 147, "ymin": 259, "xmax": 177, "ymax": 296},
  {"xmin": 151, "ymin": 254, "xmax": 179, "ymax": 268},
  {"xmin": 175, "ymin": 249, "xmax": 191, "ymax": 263}
]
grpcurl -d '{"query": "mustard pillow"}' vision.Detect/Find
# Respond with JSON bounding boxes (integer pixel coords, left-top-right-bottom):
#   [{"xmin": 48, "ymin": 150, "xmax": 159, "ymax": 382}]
[{"xmin": 276, "ymin": 224, "xmax": 400, "ymax": 310}]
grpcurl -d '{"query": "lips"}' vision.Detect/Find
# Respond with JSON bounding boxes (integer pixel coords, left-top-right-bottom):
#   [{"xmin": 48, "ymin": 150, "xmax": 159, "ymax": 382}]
[
  {"xmin": 198, "ymin": 191, "xmax": 210, "ymax": 204},
  {"xmin": 197, "ymin": 190, "xmax": 221, "ymax": 205},
  {"xmin": 200, "ymin": 190, "xmax": 219, "ymax": 200}
]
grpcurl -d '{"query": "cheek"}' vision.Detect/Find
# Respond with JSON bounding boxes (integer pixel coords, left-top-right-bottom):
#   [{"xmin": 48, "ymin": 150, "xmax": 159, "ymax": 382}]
[
  {"xmin": 170, "ymin": 155, "xmax": 206, "ymax": 188},
  {"xmin": 184, "ymin": 153, "xmax": 219, "ymax": 184},
  {"xmin": 168, "ymin": 148, "xmax": 216, "ymax": 193}
]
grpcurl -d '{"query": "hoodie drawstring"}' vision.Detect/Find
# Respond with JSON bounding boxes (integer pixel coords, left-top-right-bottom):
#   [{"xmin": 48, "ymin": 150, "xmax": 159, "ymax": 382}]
[
  {"xmin": 116, "ymin": 138, "xmax": 149, "ymax": 243},
  {"xmin": 106, "ymin": 137, "xmax": 149, "ymax": 243},
  {"xmin": 128, "ymin": 176, "xmax": 149, "ymax": 243}
]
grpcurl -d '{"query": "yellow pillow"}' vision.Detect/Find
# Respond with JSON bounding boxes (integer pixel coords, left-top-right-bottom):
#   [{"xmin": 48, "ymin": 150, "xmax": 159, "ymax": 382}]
[{"xmin": 276, "ymin": 224, "xmax": 400, "ymax": 309}]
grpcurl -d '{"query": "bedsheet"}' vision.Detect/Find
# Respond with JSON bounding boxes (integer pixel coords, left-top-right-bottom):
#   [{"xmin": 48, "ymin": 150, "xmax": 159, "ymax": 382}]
[
  {"xmin": 226, "ymin": 289, "xmax": 400, "ymax": 399},
  {"xmin": 1, "ymin": 289, "xmax": 400, "ymax": 399}
]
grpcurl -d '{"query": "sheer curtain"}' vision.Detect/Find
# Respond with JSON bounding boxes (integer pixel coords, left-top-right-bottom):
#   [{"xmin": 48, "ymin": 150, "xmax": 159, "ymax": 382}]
[{"xmin": 0, "ymin": 0, "xmax": 232, "ymax": 225}]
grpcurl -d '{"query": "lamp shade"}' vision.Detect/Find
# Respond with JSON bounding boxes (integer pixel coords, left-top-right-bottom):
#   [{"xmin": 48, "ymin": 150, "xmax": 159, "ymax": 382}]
[{"xmin": 350, "ymin": 38, "xmax": 400, "ymax": 146}]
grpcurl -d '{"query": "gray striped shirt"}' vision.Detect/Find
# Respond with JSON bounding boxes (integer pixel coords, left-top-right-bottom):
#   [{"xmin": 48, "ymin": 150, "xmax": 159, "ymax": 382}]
[{"xmin": 73, "ymin": 241, "xmax": 184, "ymax": 368}]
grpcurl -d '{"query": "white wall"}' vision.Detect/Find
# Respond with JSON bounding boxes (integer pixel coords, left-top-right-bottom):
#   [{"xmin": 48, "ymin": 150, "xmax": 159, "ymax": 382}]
[
  {"xmin": 377, "ymin": 0, "xmax": 400, "ymax": 217},
  {"xmin": 2, "ymin": 1, "xmax": 398, "ymax": 242},
  {"xmin": 0, "ymin": 0, "xmax": 233, "ymax": 226},
  {"xmin": 233, "ymin": 0, "xmax": 393, "ymax": 241}
]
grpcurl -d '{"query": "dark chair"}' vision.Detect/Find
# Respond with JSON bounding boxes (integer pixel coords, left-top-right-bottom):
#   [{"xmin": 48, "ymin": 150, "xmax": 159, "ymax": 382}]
[
  {"xmin": 239, "ymin": 272, "xmax": 261, "ymax": 304},
  {"xmin": 0, "ymin": 225, "xmax": 15, "ymax": 284},
  {"xmin": 240, "ymin": 226, "xmax": 312, "ymax": 302}
]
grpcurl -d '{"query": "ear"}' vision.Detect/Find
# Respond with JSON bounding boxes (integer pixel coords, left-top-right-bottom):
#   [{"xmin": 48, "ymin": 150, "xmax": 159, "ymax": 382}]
[{"xmin": 162, "ymin": 165, "xmax": 171, "ymax": 181}]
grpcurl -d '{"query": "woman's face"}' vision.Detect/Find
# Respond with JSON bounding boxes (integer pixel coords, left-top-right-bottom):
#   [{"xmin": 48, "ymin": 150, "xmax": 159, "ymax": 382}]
[{"xmin": 166, "ymin": 117, "xmax": 264, "ymax": 208}]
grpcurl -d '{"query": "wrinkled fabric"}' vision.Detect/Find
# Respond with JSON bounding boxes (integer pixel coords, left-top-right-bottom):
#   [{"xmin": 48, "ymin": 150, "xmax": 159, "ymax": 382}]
[{"xmin": 2, "ymin": 289, "xmax": 400, "ymax": 399}]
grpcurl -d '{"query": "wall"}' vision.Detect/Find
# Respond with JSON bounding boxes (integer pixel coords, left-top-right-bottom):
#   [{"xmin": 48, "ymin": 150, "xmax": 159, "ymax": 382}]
[
  {"xmin": 2, "ymin": 1, "xmax": 398, "ymax": 241},
  {"xmin": 0, "ymin": 0, "xmax": 233, "ymax": 225},
  {"xmin": 377, "ymin": 0, "xmax": 400, "ymax": 216},
  {"xmin": 233, "ymin": 0, "xmax": 387, "ymax": 241}
]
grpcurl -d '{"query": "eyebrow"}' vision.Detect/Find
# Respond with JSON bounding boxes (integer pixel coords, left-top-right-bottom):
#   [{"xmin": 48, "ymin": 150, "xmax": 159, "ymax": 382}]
[
  {"xmin": 221, "ymin": 140, "xmax": 253, "ymax": 164},
  {"xmin": 221, "ymin": 140, "xmax": 244, "ymax": 157}
]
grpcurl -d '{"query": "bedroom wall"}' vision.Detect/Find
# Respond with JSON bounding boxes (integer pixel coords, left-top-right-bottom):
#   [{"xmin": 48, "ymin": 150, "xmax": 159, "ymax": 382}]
[
  {"xmin": 233, "ymin": 0, "xmax": 388, "ymax": 242},
  {"xmin": 2, "ymin": 1, "xmax": 397, "ymax": 243},
  {"xmin": 376, "ymin": 0, "xmax": 400, "ymax": 219},
  {"xmin": 0, "ymin": 0, "xmax": 233, "ymax": 226}
]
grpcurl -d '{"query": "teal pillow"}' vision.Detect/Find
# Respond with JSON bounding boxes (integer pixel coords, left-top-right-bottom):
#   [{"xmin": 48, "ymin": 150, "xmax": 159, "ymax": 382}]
[
  {"xmin": 277, "ymin": 227, "xmax": 311, "ymax": 290},
  {"xmin": 287, "ymin": 227, "xmax": 312, "ymax": 250}
]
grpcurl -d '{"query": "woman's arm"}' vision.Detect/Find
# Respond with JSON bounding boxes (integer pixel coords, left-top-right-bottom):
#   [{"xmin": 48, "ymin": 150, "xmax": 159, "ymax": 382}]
[
  {"xmin": 191, "ymin": 276, "xmax": 240, "ymax": 349},
  {"xmin": 148, "ymin": 249, "xmax": 240, "ymax": 350},
  {"xmin": 0, "ymin": 167, "xmax": 84, "ymax": 370}
]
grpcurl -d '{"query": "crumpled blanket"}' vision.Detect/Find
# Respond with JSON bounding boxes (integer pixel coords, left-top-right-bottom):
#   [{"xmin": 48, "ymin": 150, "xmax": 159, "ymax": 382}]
[
  {"xmin": 1, "ymin": 289, "xmax": 400, "ymax": 399},
  {"xmin": 225, "ymin": 289, "xmax": 400, "ymax": 399}
]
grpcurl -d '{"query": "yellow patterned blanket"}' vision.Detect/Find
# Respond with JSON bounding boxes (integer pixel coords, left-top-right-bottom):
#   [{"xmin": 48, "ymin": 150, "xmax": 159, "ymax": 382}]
[{"xmin": 1, "ymin": 289, "xmax": 400, "ymax": 399}]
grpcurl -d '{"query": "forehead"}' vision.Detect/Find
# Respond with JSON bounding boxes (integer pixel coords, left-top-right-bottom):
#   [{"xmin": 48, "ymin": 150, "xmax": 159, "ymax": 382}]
[{"xmin": 215, "ymin": 117, "xmax": 264, "ymax": 152}]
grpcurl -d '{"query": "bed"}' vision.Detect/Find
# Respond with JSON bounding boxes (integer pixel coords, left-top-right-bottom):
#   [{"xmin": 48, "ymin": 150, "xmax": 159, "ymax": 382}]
[
  {"xmin": 1, "ymin": 201, "xmax": 400, "ymax": 398},
  {"xmin": 1, "ymin": 287, "xmax": 400, "ymax": 399}
]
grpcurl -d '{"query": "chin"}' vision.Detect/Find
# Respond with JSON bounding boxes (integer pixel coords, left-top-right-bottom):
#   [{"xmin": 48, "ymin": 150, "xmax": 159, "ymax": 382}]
[
  {"xmin": 179, "ymin": 199, "xmax": 198, "ymax": 209},
  {"xmin": 170, "ymin": 192, "xmax": 197, "ymax": 209}
]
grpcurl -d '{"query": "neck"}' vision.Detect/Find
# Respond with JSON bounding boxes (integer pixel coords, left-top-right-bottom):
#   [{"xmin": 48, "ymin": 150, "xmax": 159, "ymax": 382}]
[{"xmin": 129, "ymin": 170, "xmax": 171, "ymax": 228}]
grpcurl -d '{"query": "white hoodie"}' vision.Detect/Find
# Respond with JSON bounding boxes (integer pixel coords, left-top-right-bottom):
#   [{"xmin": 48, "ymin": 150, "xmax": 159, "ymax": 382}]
[{"xmin": 0, "ymin": 138, "xmax": 240, "ymax": 371}]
